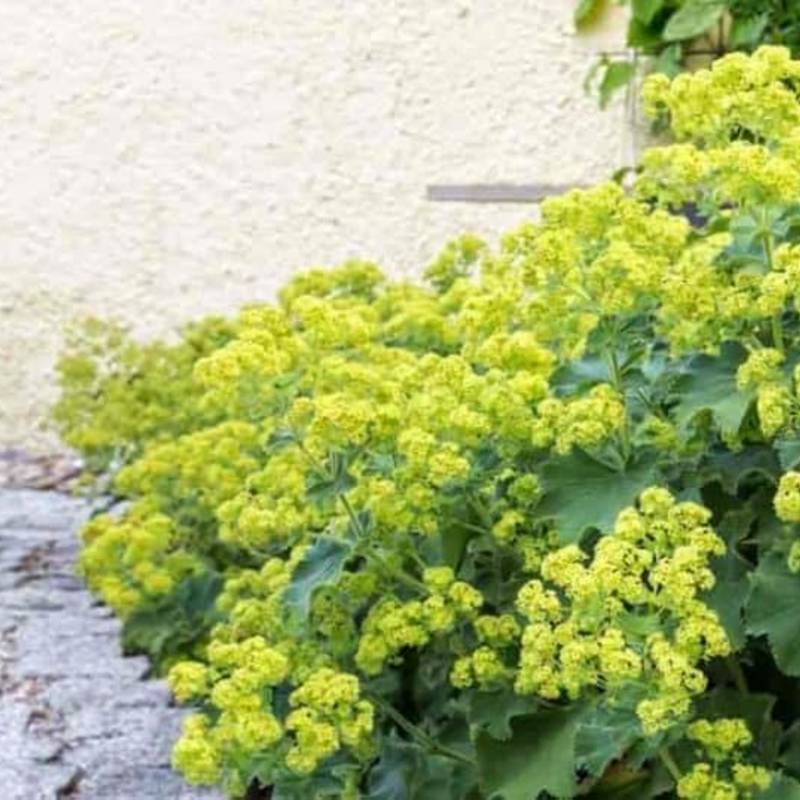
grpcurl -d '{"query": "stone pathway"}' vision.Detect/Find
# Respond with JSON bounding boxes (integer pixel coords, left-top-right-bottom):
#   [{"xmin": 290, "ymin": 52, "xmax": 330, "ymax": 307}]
[{"xmin": 0, "ymin": 489, "xmax": 220, "ymax": 799}]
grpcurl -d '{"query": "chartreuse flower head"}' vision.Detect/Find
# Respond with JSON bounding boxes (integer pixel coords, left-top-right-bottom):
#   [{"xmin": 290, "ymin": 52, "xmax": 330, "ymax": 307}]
[
  {"xmin": 510, "ymin": 488, "xmax": 728, "ymax": 734},
  {"xmin": 677, "ymin": 718, "xmax": 772, "ymax": 799}
]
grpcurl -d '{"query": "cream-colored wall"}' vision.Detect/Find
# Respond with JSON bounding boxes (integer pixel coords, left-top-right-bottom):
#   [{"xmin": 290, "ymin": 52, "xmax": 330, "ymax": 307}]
[{"xmin": 0, "ymin": 0, "xmax": 627, "ymax": 452}]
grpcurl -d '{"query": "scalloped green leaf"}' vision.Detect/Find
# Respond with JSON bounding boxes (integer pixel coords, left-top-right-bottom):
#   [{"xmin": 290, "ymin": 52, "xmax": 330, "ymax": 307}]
[
  {"xmin": 746, "ymin": 552, "xmax": 800, "ymax": 676},
  {"xmin": 538, "ymin": 450, "xmax": 659, "ymax": 543},
  {"xmin": 366, "ymin": 736, "xmax": 476, "ymax": 800},
  {"xmin": 703, "ymin": 507, "xmax": 756, "ymax": 649},
  {"xmin": 673, "ymin": 342, "xmax": 753, "ymax": 439},
  {"xmin": 282, "ymin": 536, "xmax": 352, "ymax": 623},
  {"xmin": 468, "ymin": 690, "xmax": 539, "ymax": 741},
  {"xmin": 575, "ymin": 704, "xmax": 641, "ymax": 777},
  {"xmin": 476, "ymin": 706, "xmax": 584, "ymax": 800}
]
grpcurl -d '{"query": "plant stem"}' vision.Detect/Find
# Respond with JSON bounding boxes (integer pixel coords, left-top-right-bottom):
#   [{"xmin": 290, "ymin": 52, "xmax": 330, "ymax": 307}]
[
  {"xmin": 658, "ymin": 747, "xmax": 682, "ymax": 784},
  {"xmin": 366, "ymin": 547, "xmax": 428, "ymax": 594},
  {"xmin": 772, "ymin": 313, "xmax": 785, "ymax": 353},
  {"xmin": 761, "ymin": 215, "xmax": 785, "ymax": 353},
  {"xmin": 339, "ymin": 494, "xmax": 428, "ymax": 593},
  {"xmin": 603, "ymin": 346, "xmax": 631, "ymax": 462},
  {"xmin": 367, "ymin": 693, "xmax": 474, "ymax": 766}
]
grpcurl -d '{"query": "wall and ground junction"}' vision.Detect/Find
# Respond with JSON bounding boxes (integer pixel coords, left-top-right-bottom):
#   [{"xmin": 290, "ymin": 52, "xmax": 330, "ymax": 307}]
[{"xmin": 0, "ymin": 1, "xmax": 627, "ymax": 452}]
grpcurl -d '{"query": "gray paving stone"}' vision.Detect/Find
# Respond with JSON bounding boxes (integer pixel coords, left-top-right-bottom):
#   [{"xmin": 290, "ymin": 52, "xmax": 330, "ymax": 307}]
[{"xmin": 0, "ymin": 489, "xmax": 222, "ymax": 799}]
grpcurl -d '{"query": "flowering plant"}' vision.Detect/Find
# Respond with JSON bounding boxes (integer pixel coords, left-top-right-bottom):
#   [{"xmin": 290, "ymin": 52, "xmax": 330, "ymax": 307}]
[
  {"xmin": 577, "ymin": 0, "xmax": 800, "ymax": 108},
  {"xmin": 58, "ymin": 47, "xmax": 800, "ymax": 799}
]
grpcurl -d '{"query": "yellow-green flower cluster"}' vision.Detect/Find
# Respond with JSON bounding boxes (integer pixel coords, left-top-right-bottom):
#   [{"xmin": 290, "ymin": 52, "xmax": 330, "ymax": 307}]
[
  {"xmin": 643, "ymin": 46, "xmax": 800, "ymax": 145},
  {"xmin": 511, "ymin": 488, "xmax": 729, "ymax": 735},
  {"xmin": 78, "ymin": 504, "xmax": 202, "ymax": 617},
  {"xmin": 114, "ymin": 420, "xmax": 263, "ymax": 516},
  {"xmin": 774, "ymin": 472, "xmax": 800, "ymax": 572},
  {"xmin": 356, "ymin": 568, "xmax": 482, "ymax": 675},
  {"xmin": 285, "ymin": 668, "xmax": 374, "ymax": 774},
  {"xmin": 531, "ymin": 384, "xmax": 626, "ymax": 454},
  {"xmin": 776, "ymin": 471, "xmax": 800, "ymax": 523},
  {"xmin": 170, "ymin": 636, "xmax": 289, "ymax": 790},
  {"xmin": 677, "ymin": 718, "xmax": 772, "ymax": 799},
  {"xmin": 55, "ymin": 316, "xmax": 234, "ymax": 465}
]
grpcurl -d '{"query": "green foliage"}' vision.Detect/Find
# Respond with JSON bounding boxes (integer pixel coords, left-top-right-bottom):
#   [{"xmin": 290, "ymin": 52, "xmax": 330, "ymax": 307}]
[
  {"xmin": 577, "ymin": 0, "xmax": 800, "ymax": 107},
  {"xmin": 57, "ymin": 48, "xmax": 800, "ymax": 799},
  {"xmin": 475, "ymin": 706, "xmax": 584, "ymax": 799},
  {"xmin": 746, "ymin": 552, "xmax": 800, "ymax": 676}
]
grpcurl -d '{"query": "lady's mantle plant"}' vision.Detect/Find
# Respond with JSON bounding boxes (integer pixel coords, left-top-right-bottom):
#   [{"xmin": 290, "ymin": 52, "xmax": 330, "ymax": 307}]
[{"xmin": 58, "ymin": 46, "xmax": 800, "ymax": 799}]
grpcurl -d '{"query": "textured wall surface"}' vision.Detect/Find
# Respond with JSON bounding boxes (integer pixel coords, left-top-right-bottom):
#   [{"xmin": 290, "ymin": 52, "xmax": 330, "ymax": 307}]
[{"xmin": 0, "ymin": 0, "xmax": 627, "ymax": 452}]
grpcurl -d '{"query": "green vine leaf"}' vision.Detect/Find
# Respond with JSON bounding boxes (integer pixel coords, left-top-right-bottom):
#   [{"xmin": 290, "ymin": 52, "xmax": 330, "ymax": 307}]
[
  {"xmin": 538, "ymin": 450, "xmax": 659, "ymax": 544},
  {"xmin": 575, "ymin": 0, "xmax": 608, "ymax": 29},
  {"xmin": 633, "ymin": 0, "xmax": 665, "ymax": 26},
  {"xmin": 475, "ymin": 706, "xmax": 585, "ymax": 800},
  {"xmin": 730, "ymin": 14, "xmax": 770, "ymax": 49},
  {"xmin": 663, "ymin": 0, "xmax": 726, "ymax": 42},
  {"xmin": 673, "ymin": 342, "xmax": 753, "ymax": 439},
  {"xmin": 746, "ymin": 552, "xmax": 800, "ymax": 677},
  {"xmin": 599, "ymin": 61, "xmax": 636, "ymax": 109}
]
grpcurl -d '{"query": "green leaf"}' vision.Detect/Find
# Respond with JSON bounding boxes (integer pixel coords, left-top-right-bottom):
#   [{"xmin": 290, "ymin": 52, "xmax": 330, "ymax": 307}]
[
  {"xmin": 306, "ymin": 453, "xmax": 357, "ymax": 505},
  {"xmin": 627, "ymin": 18, "xmax": 664, "ymax": 49},
  {"xmin": 265, "ymin": 427, "xmax": 299, "ymax": 454},
  {"xmin": 366, "ymin": 736, "xmax": 477, "ymax": 800},
  {"xmin": 703, "ymin": 507, "xmax": 754, "ymax": 649},
  {"xmin": 575, "ymin": 0, "xmax": 608, "ymax": 29},
  {"xmin": 632, "ymin": 0, "xmax": 664, "ymax": 25},
  {"xmin": 730, "ymin": 14, "xmax": 769, "ymax": 48},
  {"xmin": 780, "ymin": 722, "xmax": 800, "ymax": 774},
  {"xmin": 475, "ymin": 706, "xmax": 584, "ymax": 800},
  {"xmin": 599, "ymin": 61, "xmax": 636, "ymax": 109},
  {"xmin": 538, "ymin": 450, "xmax": 659, "ymax": 544},
  {"xmin": 663, "ymin": 0, "xmax": 726, "ymax": 42},
  {"xmin": 758, "ymin": 773, "xmax": 800, "ymax": 799},
  {"xmin": 653, "ymin": 44, "xmax": 684, "ymax": 77},
  {"xmin": 121, "ymin": 570, "xmax": 223, "ymax": 669},
  {"xmin": 777, "ymin": 438, "xmax": 800, "ymax": 471},
  {"xmin": 575, "ymin": 704, "xmax": 642, "ymax": 777},
  {"xmin": 282, "ymin": 536, "xmax": 352, "ymax": 623},
  {"xmin": 746, "ymin": 552, "xmax": 800, "ymax": 677},
  {"xmin": 673, "ymin": 342, "xmax": 753, "ymax": 439},
  {"xmin": 468, "ymin": 690, "xmax": 539, "ymax": 741},
  {"xmin": 702, "ymin": 446, "xmax": 780, "ymax": 495}
]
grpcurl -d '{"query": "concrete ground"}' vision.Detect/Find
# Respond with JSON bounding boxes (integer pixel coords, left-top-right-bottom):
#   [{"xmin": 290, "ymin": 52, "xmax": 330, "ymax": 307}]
[{"xmin": 0, "ymin": 488, "xmax": 220, "ymax": 799}]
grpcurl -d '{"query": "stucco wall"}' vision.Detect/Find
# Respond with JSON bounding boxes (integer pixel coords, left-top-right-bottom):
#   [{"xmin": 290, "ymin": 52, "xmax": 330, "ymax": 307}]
[{"xmin": 0, "ymin": 0, "xmax": 628, "ymax": 452}]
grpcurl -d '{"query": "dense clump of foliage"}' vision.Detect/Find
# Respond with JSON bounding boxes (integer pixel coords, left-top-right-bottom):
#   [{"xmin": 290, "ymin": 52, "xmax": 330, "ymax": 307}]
[
  {"xmin": 58, "ymin": 47, "xmax": 800, "ymax": 799},
  {"xmin": 577, "ymin": 0, "xmax": 800, "ymax": 108}
]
